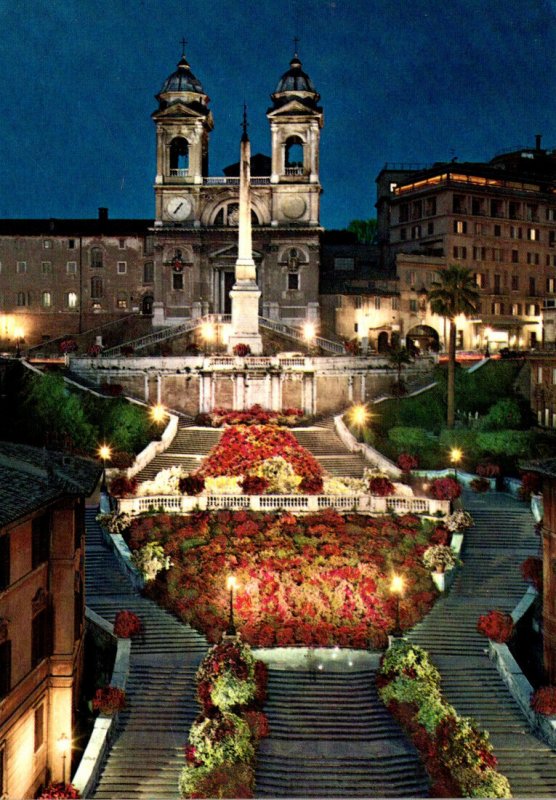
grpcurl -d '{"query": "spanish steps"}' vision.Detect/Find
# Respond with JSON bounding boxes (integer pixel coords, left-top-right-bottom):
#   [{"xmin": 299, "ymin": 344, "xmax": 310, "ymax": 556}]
[{"xmin": 83, "ymin": 420, "xmax": 556, "ymax": 798}]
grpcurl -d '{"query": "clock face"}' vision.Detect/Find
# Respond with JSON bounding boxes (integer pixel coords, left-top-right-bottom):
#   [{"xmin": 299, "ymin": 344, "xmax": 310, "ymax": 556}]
[{"xmin": 166, "ymin": 196, "xmax": 191, "ymax": 221}]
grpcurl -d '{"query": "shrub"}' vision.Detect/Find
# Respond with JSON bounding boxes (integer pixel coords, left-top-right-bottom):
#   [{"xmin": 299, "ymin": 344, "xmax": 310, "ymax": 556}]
[
  {"xmin": 188, "ymin": 712, "xmax": 254, "ymax": 770},
  {"xmin": 87, "ymin": 343, "xmax": 102, "ymax": 357},
  {"xmin": 368, "ymin": 476, "xmax": 395, "ymax": 496},
  {"xmin": 422, "ymin": 545, "xmax": 458, "ymax": 573},
  {"xmin": 299, "ymin": 475, "xmax": 324, "ymax": 494},
  {"xmin": 521, "ymin": 556, "xmax": 543, "ymax": 591},
  {"xmin": 39, "ymin": 784, "xmax": 81, "ymax": 799},
  {"xmin": 131, "ymin": 541, "xmax": 171, "ymax": 582},
  {"xmin": 180, "ymin": 761, "xmax": 254, "ymax": 798},
  {"xmin": 470, "ymin": 477, "xmax": 490, "ymax": 493},
  {"xmin": 243, "ymin": 710, "xmax": 270, "ymax": 741},
  {"xmin": 179, "ymin": 474, "xmax": 205, "ymax": 496},
  {"xmin": 109, "ymin": 475, "xmax": 138, "ymax": 497},
  {"xmin": 429, "ymin": 477, "xmax": 461, "ymax": 501},
  {"xmin": 476, "ymin": 430, "xmax": 532, "ymax": 457},
  {"xmin": 477, "ymin": 610, "xmax": 514, "ymax": 643},
  {"xmin": 481, "ymin": 398, "xmax": 522, "ymax": 431},
  {"xmin": 113, "ymin": 610, "xmax": 143, "ymax": 638},
  {"xmin": 233, "ymin": 343, "xmax": 251, "ymax": 357},
  {"xmin": 445, "ymin": 510, "xmax": 474, "ymax": 532},
  {"xmin": 388, "ymin": 426, "xmax": 431, "ymax": 454},
  {"xmin": 58, "ymin": 337, "xmax": 78, "ymax": 354},
  {"xmin": 92, "ymin": 686, "xmax": 126, "ymax": 714},
  {"xmin": 397, "ymin": 452, "xmax": 418, "ymax": 472},
  {"xmin": 96, "ymin": 511, "xmax": 132, "ymax": 535},
  {"xmin": 241, "ymin": 475, "xmax": 270, "ymax": 495},
  {"xmin": 519, "ymin": 471, "xmax": 542, "ymax": 501},
  {"xmin": 531, "ymin": 686, "xmax": 556, "ymax": 716}
]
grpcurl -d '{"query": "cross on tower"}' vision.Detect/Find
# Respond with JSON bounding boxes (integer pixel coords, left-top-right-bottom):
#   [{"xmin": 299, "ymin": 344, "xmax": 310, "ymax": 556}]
[{"xmin": 180, "ymin": 37, "xmax": 187, "ymax": 56}]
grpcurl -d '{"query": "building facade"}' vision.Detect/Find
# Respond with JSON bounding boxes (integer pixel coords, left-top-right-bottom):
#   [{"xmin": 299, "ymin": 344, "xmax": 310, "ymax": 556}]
[
  {"xmin": 0, "ymin": 50, "xmax": 323, "ymax": 349},
  {"xmin": 0, "ymin": 444, "xmax": 99, "ymax": 798},
  {"xmin": 377, "ymin": 140, "xmax": 556, "ymax": 353}
]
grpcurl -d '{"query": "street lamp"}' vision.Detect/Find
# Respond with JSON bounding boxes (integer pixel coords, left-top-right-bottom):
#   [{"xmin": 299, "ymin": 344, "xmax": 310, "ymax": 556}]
[
  {"xmin": 98, "ymin": 444, "xmax": 112, "ymax": 492},
  {"xmin": 14, "ymin": 326, "xmax": 24, "ymax": 358},
  {"xmin": 57, "ymin": 733, "xmax": 70, "ymax": 784},
  {"xmin": 349, "ymin": 403, "xmax": 370, "ymax": 429},
  {"xmin": 449, "ymin": 447, "xmax": 463, "ymax": 481},
  {"xmin": 390, "ymin": 573, "xmax": 405, "ymax": 638},
  {"xmin": 226, "ymin": 575, "xmax": 237, "ymax": 636},
  {"xmin": 201, "ymin": 322, "xmax": 216, "ymax": 354},
  {"xmin": 150, "ymin": 403, "xmax": 166, "ymax": 425},
  {"xmin": 303, "ymin": 321, "xmax": 316, "ymax": 351}
]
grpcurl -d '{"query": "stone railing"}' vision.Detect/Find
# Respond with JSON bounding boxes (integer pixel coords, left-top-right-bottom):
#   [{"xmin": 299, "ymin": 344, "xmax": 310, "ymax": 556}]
[
  {"xmin": 125, "ymin": 412, "xmax": 179, "ymax": 479},
  {"xmin": 334, "ymin": 413, "xmax": 402, "ymax": 478},
  {"xmin": 117, "ymin": 492, "xmax": 449, "ymax": 517},
  {"xmin": 72, "ymin": 608, "xmax": 131, "ymax": 797}
]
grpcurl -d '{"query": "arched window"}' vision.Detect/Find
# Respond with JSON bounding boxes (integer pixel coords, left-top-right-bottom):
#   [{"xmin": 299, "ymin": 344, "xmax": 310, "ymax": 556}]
[
  {"xmin": 41, "ymin": 291, "xmax": 51, "ymax": 308},
  {"xmin": 90, "ymin": 247, "xmax": 103, "ymax": 268},
  {"xmin": 91, "ymin": 277, "xmax": 103, "ymax": 299},
  {"xmin": 66, "ymin": 292, "xmax": 78, "ymax": 309},
  {"xmin": 213, "ymin": 203, "xmax": 260, "ymax": 226},
  {"xmin": 285, "ymin": 136, "xmax": 304, "ymax": 173},
  {"xmin": 16, "ymin": 291, "xmax": 28, "ymax": 307},
  {"xmin": 170, "ymin": 137, "xmax": 189, "ymax": 175},
  {"xmin": 288, "ymin": 248, "xmax": 299, "ymax": 269}
]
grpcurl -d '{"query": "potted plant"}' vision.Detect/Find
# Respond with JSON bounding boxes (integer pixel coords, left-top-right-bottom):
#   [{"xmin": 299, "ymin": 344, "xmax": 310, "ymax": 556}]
[{"xmin": 423, "ymin": 544, "xmax": 458, "ymax": 591}]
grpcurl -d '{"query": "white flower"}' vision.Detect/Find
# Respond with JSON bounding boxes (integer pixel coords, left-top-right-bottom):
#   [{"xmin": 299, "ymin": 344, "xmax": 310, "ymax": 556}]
[{"xmin": 136, "ymin": 466, "xmax": 185, "ymax": 496}]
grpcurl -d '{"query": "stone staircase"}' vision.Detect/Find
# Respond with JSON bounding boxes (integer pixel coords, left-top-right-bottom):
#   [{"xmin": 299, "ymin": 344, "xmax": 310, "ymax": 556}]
[
  {"xmin": 85, "ymin": 508, "xmax": 207, "ymax": 799},
  {"xmin": 255, "ymin": 664, "xmax": 429, "ymax": 797},
  {"xmin": 408, "ymin": 491, "xmax": 556, "ymax": 797},
  {"xmin": 293, "ymin": 425, "xmax": 367, "ymax": 478},
  {"xmin": 133, "ymin": 426, "xmax": 222, "ymax": 482}
]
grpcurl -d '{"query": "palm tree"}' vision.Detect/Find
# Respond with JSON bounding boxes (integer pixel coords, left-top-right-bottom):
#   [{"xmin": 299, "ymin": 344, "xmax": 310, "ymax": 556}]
[
  {"xmin": 388, "ymin": 346, "xmax": 413, "ymax": 396},
  {"xmin": 428, "ymin": 265, "xmax": 480, "ymax": 429}
]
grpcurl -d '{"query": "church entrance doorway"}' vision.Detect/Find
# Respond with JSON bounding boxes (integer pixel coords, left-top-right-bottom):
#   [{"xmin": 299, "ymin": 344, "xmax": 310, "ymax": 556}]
[
  {"xmin": 223, "ymin": 271, "xmax": 235, "ymax": 314},
  {"xmin": 141, "ymin": 295, "xmax": 153, "ymax": 316},
  {"xmin": 406, "ymin": 324, "xmax": 439, "ymax": 355}
]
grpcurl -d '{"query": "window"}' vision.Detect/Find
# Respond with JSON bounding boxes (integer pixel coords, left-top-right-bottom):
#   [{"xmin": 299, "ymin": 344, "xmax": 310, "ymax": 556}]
[
  {"xmin": 472, "ymin": 246, "xmax": 486, "ymax": 261},
  {"xmin": 474, "ymin": 272, "xmax": 485, "ymax": 288},
  {"xmin": 143, "ymin": 261, "xmax": 154, "ymax": 283},
  {"xmin": 547, "ymin": 208, "xmax": 556, "ymax": 221},
  {"xmin": 0, "ymin": 534, "xmax": 9, "ymax": 590},
  {"xmin": 406, "ymin": 270, "xmax": 416, "ymax": 286},
  {"xmin": 66, "ymin": 261, "xmax": 77, "ymax": 274},
  {"xmin": 456, "ymin": 330, "xmax": 464, "ymax": 348},
  {"xmin": 0, "ymin": 641, "xmax": 11, "ymax": 699},
  {"xmin": 118, "ymin": 238, "xmax": 126, "ymax": 250},
  {"xmin": 529, "ymin": 277, "xmax": 536, "ymax": 296},
  {"xmin": 511, "ymin": 303, "xmax": 522, "ymax": 315},
  {"xmin": 454, "ymin": 220, "xmax": 467, "ymax": 234},
  {"xmin": 492, "ymin": 248, "xmax": 503, "ymax": 262},
  {"xmin": 171, "ymin": 271, "xmax": 183, "ymax": 290},
  {"xmin": 509, "ymin": 201, "xmax": 521, "ymax": 220},
  {"xmin": 452, "ymin": 195, "xmax": 466, "ymax": 214},
  {"xmin": 427, "ymin": 221, "xmax": 434, "ymax": 235},
  {"xmin": 90, "ymin": 247, "xmax": 103, "ymax": 268},
  {"xmin": 66, "ymin": 291, "xmax": 78, "ymax": 309},
  {"xmin": 34, "ymin": 704, "xmax": 44, "ymax": 752},
  {"xmin": 491, "ymin": 199, "xmax": 504, "ymax": 218},
  {"xmin": 391, "ymin": 297, "xmax": 399, "ymax": 310},
  {"xmin": 494, "ymin": 224, "xmax": 502, "ymax": 237},
  {"xmin": 547, "ymin": 278, "xmax": 556, "ymax": 293},
  {"xmin": 411, "ymin": 225, "xmax": 421, "ymax": 239},
  {"xmin": 32, "ymin": 514, "xmax": 50, "ymax": 569},
  {"xmin": 117, "ymin": 261, "xmax": 127, "ymax": 274},
  {"xmin": 526, "ymin": 203, "xmax": 539, "ymax": 221},
  {"xmin": 334, "ymin": 258, "xmax": 354, "ymax": 271},
  {"xmin": 43, "ymin": 239, "xmax": 52, "ymax": 249},
  {"xmin": 374, "ymin": 296, "xmax": 381, "ymax": 310},
  {"xmin": 287, "ymin": 272, "xmax": 299, "ymax": 290},
  {"xmin": 493, "ymin": 274, "xmax": 501, "ymax": 293},
  {"xmin": 510, "ymin": 225, "xmax": 522, "ymax": 239},
  {"xmin": 409, "ymin": 299, "xmax": 418, "ymax": 312},
  {"xmin": 285, "ymin": 136, "xmax": 304, "ymax": 172},
  {"xmin": 512, "ymin": 250, "xmax": 519, "ymax": 263},
  {"xmin": 538, "ymin": 367, "xmax": 544, "ymax": 383},
  {"xmin": 32, "ymin": 609, "xmax": 50, "ymax": 669},
  {"xmin": 475, "ymin": 222, "xmax": 487, "ymax": 235},
  {"xmin": 16, "ymin": 261, "xmax": 27, "ymax": 273},
  {"xmin": 116, "ymin": 291, "xmax": 128, "ymax": 309},
  {"xmin": 472, "ymin": 197, "xmax": 485, "ymax": 216},
  {"xmin": 550, "ymin": 231, "xmax": 556, "ymax": 247},
  {"xmin": 41, "ymin": 261, "xmax": 52, "ymax": 274},
  {"xmin": 68, "ymin": 238, "xmax": 76, "ymax": 249},
  {"xmin": 17, "ymin": 291, "xmax": 29, "ymax": 307},
  {"xmin": 527, "ymin": 252, "xmax": 540, "ymax": 265},
  {"xmin": 144, "ymin": 236, "xmax": 154, "ymax": 256},
  {"xmin": 491, "ymin": 302, "xmax": 504, "ymax": 315},
  {"xmin": 91, "ymin": 276, "xmax": 103, "ymax": 299},
  {"xmin": 41, "ymin": 291, "xmax": 51, "ymax": 308},
  {"xmin": 424, "ymin": 197, "xmax": 436, "ymax": 216},
  {"xmin": 400, "ymin": 227, "xmax": 407, "ymax": 241},
  {"xmin": 453, "ymin": 246, "xmax": 467, "ymax": 259},
  {"xmin": 399, "ymin": 203, "xmax": 409, "ymax": 223},
  {"xmin": 528, "ymin": 228, "xmax": 540, "ymax": 241},
  {"xmin": 511, "ymin": 275, "xmax": 519, "ymax": 291},
  {"xmin": 528, "ymin": 304, "xmax": 540, "ymax": 316}
]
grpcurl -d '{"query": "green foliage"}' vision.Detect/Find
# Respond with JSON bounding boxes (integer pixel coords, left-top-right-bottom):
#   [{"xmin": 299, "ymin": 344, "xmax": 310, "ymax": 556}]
[
  {"xmin": 475, "ymin": 430, "xmax": 533, "ymax": 457},
  {"xmin": 347, "ymin": 218, "xmax": 377, "ymax": 244},
  {"xmin": 388, "ymin": 426, "xmax": 433, "ymax": 454},
  {"xmin": 189, "ymin": 712, "xmax": 254, "ymax": 770},
  {"xmin": 480, "ymin": 398, "xmax": 522, "ymax": 430},
  {"xmin": 438, "ymin": 428, "xmax": 477, "ymax": 453},
  {"xmin": 103, "ymin": 400, "xmax": 151, "ymax": 453},
  {"xmin": 22, "ymin": 373, "xmax": 96, "ymax": 451}
]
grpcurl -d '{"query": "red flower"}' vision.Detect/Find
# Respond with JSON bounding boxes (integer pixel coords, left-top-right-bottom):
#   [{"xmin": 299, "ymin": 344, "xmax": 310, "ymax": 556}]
[
  {"xmin": 369, "ymin": 477, "xmax": 395, "ymax": 497},
  {"xmin": 429, "ymin": 477, "xmax": 461, "ymax": 501},
  {"xmin": 531, "ymin": 686, "xmax": 556, "ymax": 715},
  {"xmin": 521, "ymin": 556, "xmax": 543, "ymax": 591},
  {"xmin": 113, "ymin": 610, "xmax": 143, "ymax": 638},
  {"xmin": 477, "ymin": 610, "xmax": 514, "ymax": 643}
]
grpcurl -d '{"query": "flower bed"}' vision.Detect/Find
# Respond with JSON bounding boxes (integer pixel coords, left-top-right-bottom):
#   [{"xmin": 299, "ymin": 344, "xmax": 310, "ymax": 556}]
[
  {"xmin": 196, "ymin": 405, "xmax": 305, "ymax": 428},
  {"xmin": 39, "ymin": 784, "xmax": 81, "ymax": 799},
  {"xmin": 127, "ymin": 509, "xmax": 442, "ymax": 647},
  {"xmin": 92, "ymin": 686, "xmax": 126, "ymax": 715},
  {"xmin": 113, "ymin": 610, "xmax": 143, "ymax": 638},
  {"xmin": 377, "ymin": 641, "xmax": 512, "ymax": 798},
  {"xmin": 477, "ymin": 610, "xmax": 514, "ymax": 644},
  {"xmin": 179, "ymin": 638, "xmax": 268, "ymax": 798}
]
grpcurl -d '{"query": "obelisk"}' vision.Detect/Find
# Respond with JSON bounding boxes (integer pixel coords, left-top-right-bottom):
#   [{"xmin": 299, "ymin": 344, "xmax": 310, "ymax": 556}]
[{"xmin": 227, "ymin": 107, "xmax": 263, "ymax": 355}]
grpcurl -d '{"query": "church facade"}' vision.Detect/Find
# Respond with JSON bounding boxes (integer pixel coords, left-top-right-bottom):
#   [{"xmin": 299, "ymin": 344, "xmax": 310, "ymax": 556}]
[{"xmin": 0, "ymin": 51, "xmax": 323, "ymax": 348}]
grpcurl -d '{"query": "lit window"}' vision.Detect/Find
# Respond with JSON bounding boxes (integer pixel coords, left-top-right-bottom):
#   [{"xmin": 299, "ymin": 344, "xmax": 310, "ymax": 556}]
[
  {"xmin": 34, "ymin": 704, "xmax": 44, "ymax": 751},
  {"xmin": 454, "ymin": 220, "xmax": 467, "ymax": 234},
  {"xmin": 66, "ymin": 292, "xmax": 78, "ymax": 309},
  {"xmin": 116, "ymin": 292, "xmax": 128, "ymax": 309},
  {"xmin": 41, "ymin": 291, "xmax": 51, "ymax": 308},
  {"xmin": 66, "ymin": 261, "xmax": 77, "ymax": 274},
  {"xmin": 43, "ymin": 239, "xmax": 52, "ymax": 249},
  {"xmin": 528, "ymin": 228, "xmax": 540, "ymax": 241},
  {"xmin": 117, "ymin": 261, "xmax": 127, "ymax": 274},
  {"xmin": 409, "ymin": 299, "xmax": 418, "ymax": 312},
  {"xmin": 118, "ymin": 238, "xmax": 126, "ymax": 250},
  {"xmin": 391, "ymin": 297, "xmax": 399, "ymax": 310},
  {"xmin": 538, "ymin": 367, "xmax": 543, "ymax": 383},
  {"xmin": 41, "ymin": 261, "xmax": 52, "ymax": 274},
  {"xmin": 548, "ymin": 278, "xmax": 556, "ymax": 293},
  {"xmin": 374, "ymin": 297, "xmax": 381, "ymax": 310},
  {"xmin": 16, "ymin": 261, "xmax": 27, "ymax": 273}
]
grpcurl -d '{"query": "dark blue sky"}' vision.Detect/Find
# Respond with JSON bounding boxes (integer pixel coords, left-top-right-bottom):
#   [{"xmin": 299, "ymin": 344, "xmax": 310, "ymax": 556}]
[{"xmin": 1, "ymin": 0, "xmax": 556, "ymax": 228}]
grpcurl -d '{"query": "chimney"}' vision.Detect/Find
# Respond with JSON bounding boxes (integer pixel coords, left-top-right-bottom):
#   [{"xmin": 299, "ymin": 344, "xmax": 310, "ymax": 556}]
[
  {"xmin": 536, "ymin": 134, "xmax": 542, "ymax": 151},
  {"xmin": 98, "ymin": 207, "xmax": 109, "ymax": 222}
]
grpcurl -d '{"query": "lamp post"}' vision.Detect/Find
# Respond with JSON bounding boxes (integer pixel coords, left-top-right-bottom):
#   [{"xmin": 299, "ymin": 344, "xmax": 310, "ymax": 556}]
[
  {"xmin": 57, "ymin": 733, "xmax": 70, "ymax": 784},
  {"xmin": 150, "ymin": 403, "xmax": 166, "ymax": 425},
  {"xmin": 303, "ymin": 321, "xmax": 316, "ymax": 353},
  {"xmin": 201, "ymin": 322, "xmax": 216, "ymax": 355},
  {"xmin": 349, "ymin": 403, "xmax": 370, "ymax": 430},
  {"xmin": 98, "ymin": 444, "xmax": 112, "ymax": 493},
  {"xmin": 390, "ymin": 573, "xmax": 405, "ymax": 638},
  {"xmin": 14, "ymin": 326, "xmax": 24, "ymax": 358},
  {"xmin": 226, "ymin": 575, "xmax": 237, "ymax": 636},
  {"xmin": 450, "ymin": 447, "xmax": 463, "ymax": 482}
]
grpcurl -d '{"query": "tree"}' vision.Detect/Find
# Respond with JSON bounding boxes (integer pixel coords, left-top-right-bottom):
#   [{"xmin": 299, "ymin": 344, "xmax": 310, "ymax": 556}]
[
  {"xmin": 388, "ymin": 346, "xmax": 413, "ymax": 394},
  {"xmin": 347, "ymin": 218, "xmax": 378, "ymax": 244},
  {"xmin": 428, "ymin": 266, "xmax": 480, "ymax": 429}
]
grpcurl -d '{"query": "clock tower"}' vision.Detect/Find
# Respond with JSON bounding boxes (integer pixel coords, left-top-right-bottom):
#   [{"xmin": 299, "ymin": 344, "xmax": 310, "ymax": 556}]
[{"xmin": 152, "ymin": 48, "xmax": 213, "ymax": 225}]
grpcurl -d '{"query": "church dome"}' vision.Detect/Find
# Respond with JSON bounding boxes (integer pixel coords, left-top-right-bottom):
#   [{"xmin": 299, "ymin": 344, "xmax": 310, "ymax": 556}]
[
  {"xmin": 275, "ymin": 55, "xmax": 317, "ymax": 94},
  {"xmin": 159, "ymin": 55, "xmax": 204, "ymax": 95}
]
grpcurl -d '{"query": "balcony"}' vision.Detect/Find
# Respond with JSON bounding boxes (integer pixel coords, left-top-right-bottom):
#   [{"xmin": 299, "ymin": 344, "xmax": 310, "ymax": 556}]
[
  {"xmin": 203, "ymin": 177, "xmax": 271, "ymax": 186},
  {"xmin": 169, "ymin": 168, "xmax": 189, "ymax": 177},
  {"xmin": 285, "ymin": 166, "xmax": 306, "ymax": 176}
]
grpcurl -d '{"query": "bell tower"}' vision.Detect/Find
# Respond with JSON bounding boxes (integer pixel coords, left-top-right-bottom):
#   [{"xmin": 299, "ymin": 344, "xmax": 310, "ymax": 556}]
[
  {"xmin": 152, "ymin": 47, "xmax": 214, "ymax": 225},
  {"xmin": 267, "ymin": 50, "xmax": 323, "ymax": 226}
]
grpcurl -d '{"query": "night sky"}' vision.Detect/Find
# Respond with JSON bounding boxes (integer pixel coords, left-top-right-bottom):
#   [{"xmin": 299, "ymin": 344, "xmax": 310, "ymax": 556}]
[{"xmin": 1, "ymin": 0, "xmax": 556, "ymax": 229}]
